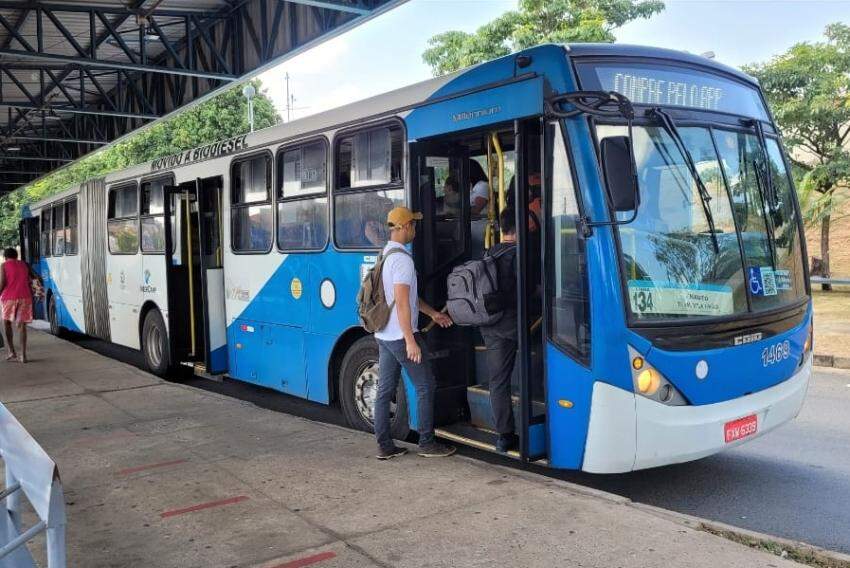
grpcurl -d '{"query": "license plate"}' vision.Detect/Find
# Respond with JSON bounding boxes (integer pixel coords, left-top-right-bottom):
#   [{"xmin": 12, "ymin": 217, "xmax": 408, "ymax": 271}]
[{"xmin": 724, "ymin": 415, "xmax": 758, "ymax": 443}]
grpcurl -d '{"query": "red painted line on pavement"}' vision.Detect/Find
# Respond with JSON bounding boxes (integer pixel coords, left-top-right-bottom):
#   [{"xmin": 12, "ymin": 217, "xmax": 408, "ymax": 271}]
[
  {"xmin": 160, "ymin": 495, "xmax": 249, "ymax": 519},
  {"xmin": 270, "ymin": 551, "xmax": 337, "ymax": 568},
  {"xmin": 117, "ymin": 459, "xmax": 188, "ymax": 476}
]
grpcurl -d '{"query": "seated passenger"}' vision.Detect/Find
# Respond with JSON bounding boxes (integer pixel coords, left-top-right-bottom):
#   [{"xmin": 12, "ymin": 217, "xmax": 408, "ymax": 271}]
[
  {"xmin": 480, "ymin": 207, "xmax": 519, "ymax": 453},
  {"xmin": 469, "ymin": 161, "xmax": 490, "ymax": 217},
  {"xmin": 441, "ymin": 176, "xmax": 462, "ymax": 217}
]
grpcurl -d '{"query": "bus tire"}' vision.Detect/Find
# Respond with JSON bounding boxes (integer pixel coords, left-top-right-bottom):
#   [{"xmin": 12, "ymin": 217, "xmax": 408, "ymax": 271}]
[
  {"xmin": 47, "ymin": 295, "xmax": 65, "ymax": 338},
  {"xmin": 142, "ymin": 309, "xmax": 171, "ymax": 377},
  {"xmin": 339, "ymin": 336, "xmax": 410, "ymax": 441}
]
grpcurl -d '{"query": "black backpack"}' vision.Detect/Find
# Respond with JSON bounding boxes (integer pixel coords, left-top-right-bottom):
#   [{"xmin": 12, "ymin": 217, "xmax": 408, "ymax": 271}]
[{"xmin": 446, "ymin": 247, "xmax": 513, "ymax": 326}]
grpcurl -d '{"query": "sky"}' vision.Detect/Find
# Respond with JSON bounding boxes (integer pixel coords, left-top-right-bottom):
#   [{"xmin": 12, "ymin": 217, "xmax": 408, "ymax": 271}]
[{"xmin": 258, "ymin": 0, "xmax": 850, "ymax": 121}]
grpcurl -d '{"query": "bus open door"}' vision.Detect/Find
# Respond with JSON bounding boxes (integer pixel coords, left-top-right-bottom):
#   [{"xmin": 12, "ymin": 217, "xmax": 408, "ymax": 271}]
[
  {"xmin": 162, "ymin": 176, "xmax": 227, "ymax": 376},
  {"xmin": 413, "ymin": 119, "xmax": 547, "ymax": 462}
]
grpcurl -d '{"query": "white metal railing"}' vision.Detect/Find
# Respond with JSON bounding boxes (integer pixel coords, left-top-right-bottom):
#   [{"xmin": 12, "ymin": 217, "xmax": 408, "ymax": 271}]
[
  {"xmin": 811, "ymin": 276, "xmax": 850, "ymax": 286},
  {"xmin": 0, "ymin": 402, "xmax": 66, "ymax": 568}
]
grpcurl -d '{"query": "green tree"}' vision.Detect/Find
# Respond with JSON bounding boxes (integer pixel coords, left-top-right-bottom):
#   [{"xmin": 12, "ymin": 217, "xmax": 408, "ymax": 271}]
[
  {"xmin": 422, "ymin": 0, "xmax": 664, "ymax": 76},
  {"xmin": 0, "ymin": 79, "xmax": 280, "ymax": 245},
  {"xmin": 745, "ymin": 23, "xmax": 850, "ymax": 289}
]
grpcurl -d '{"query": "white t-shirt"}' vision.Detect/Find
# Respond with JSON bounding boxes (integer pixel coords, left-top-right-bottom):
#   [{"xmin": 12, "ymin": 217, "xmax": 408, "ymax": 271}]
[
  {"xmin": 470, "ymin": 180, "xmax": 489, "ymax": 207},
  {"xmin": 374, "ymin": 241, "xmax": 418, "ymax": 341}
]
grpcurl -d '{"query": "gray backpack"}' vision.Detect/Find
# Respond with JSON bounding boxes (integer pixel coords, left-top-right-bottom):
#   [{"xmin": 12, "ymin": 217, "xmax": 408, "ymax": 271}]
[
  {"xmin": 357, "ymin": 248, "xmax": 412, "ymax": 333},
  {"xmin": 446, "ymin": 248, "xmax": 511, "ymax": 326}
]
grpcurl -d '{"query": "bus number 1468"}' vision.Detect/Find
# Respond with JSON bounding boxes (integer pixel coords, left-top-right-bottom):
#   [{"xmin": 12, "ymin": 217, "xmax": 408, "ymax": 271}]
[{"xmin": 761, "ymin": 340, "xmax": 790, "ymax": 367}]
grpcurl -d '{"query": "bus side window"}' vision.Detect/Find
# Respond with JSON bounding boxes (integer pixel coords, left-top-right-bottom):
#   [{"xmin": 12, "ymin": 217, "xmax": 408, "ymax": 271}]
[
  {"xmin": 140, "ymin": 178, "xmax": 168, "ymax": 253},
  {"xmin": 231, "ymin": 154, "xmax": 273, "ymax": 253},
  {"xmin": 276, "ymin": 140, "xmax": 329, "ymax": 251},
  {"xmin": 546, "ymin": 121, "xmax": 590, "ymax": 364},
  {"xmin": 41, "ymin": 209, "xmax": 52, "ymax": 258},
  {"xmin": 107, "ymin": 184, "xmax": 140, "ymax": 254},
  {"xmin": 65, "ymin": 198, "xmax": 78, "ymax": 255},
  {"xmin": 52, "ymin": 203, "xmax": 65, "ymax": 256},
  {"xmin": 333, "ymin": 124, "xmax": 405, "ymax": 249}
]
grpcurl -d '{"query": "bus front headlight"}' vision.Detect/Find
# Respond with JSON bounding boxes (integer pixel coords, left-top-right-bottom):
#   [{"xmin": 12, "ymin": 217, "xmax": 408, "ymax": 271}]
[
  {"xmin": 637, "ymin": 368, "xmax": 660, "ymax": 395},
  {"xmin": 628, "ymin": 346, "xmax": 689, "ymax": 406}
]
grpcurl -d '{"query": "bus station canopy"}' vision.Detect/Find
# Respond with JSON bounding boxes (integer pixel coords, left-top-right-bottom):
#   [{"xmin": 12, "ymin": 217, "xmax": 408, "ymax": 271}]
[{"xmin": 0, "ymin": 0, "xmax": 403, "ymax": 194}]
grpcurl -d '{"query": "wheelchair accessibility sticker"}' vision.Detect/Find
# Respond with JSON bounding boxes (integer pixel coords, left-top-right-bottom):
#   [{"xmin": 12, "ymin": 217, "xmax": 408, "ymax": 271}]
[{"xmin": 749, "ymin": 266, "xmax": 777, "ymax": 296}]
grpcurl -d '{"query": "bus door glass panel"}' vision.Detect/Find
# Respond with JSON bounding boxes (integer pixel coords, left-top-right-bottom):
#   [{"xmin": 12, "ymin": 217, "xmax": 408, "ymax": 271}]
[
  {"xmin": 410, "ymin": 139, "xmax": 475, "ymax": 426},
  {"xmin": 416, "ymin": 147, "xmax": 468, "ymax": 276},
  {"xmin": 546, "ymin": 121, "xmax": 590, "ymax": 363},
  {"xmin": 197, "ymin": 176, "xmax": 228, "ymax": 374},
  {"xmin": 162, "ymin": 182, "xmax": 200, "ymax": 361}
]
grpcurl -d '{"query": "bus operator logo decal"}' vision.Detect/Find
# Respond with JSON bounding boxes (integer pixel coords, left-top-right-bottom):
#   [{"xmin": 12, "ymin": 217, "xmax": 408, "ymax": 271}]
[{"xmin": 141, "ymin": 269, "xmax": 157, "ymax": 294}]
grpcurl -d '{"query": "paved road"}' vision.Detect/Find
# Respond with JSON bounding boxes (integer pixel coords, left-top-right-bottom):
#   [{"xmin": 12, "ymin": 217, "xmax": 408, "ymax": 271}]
[{"xmin": 66, "ymin": 332, "xmax": 850, "ymax": 555}]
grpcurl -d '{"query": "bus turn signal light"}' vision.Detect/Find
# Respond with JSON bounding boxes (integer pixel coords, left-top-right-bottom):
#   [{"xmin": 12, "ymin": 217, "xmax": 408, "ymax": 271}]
[
  {"xmin": 637, "ymin": 369, "xmax": 661, "ymax": 395},
  {"xmin": 632, "ymin": 356, "xmax": 644, "ymax": 370}
]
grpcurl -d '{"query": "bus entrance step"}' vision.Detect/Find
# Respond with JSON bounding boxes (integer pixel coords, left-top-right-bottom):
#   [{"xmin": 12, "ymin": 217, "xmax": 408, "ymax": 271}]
[
  {"xmin": 466, "ymin": 385, "xmax": 546, "ymax": 432},
  {"xmin": 192, "ymin": 363, "xmax": 225, "ymax": 382},
  {"xmin": 436, "ymin": 423, "xmax": 521, "ymax": 460}
]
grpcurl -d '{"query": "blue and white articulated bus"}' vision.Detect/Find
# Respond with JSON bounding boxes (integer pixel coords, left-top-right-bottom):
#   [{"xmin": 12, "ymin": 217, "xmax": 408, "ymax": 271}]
[{"xmin": 18, "ymin": 44, "xmax": 812, "ymax": 472}]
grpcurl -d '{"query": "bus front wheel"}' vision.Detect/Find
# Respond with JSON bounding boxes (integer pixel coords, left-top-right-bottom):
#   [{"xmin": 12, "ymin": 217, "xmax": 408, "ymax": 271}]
[
  {"xmin": 142, "ymin": 310, "xmax": 171, "ymax": 377},
  {"xmin": 339, "ymin": 336, "xmax": 410, "ymax": 441}
]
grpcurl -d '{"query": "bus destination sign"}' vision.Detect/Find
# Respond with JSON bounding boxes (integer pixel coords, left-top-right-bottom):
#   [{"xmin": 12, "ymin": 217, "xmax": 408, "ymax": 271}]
[
  {"xmin": 151, "ymin": 134, "xmax": 249, "ymax": 172},
  {"xmin": 578, "ymin": 62, "xmax": 768, "ymax": 119},
  {"xmin": 610, "ymin": 72, "xmax": 723, "ymax": 111}
]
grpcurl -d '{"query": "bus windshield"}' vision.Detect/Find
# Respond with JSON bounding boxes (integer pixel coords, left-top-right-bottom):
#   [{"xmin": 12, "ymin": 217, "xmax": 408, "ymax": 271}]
[{"xmin": 597, "ymin": 124, "xmax": 807, "ymax": 321}]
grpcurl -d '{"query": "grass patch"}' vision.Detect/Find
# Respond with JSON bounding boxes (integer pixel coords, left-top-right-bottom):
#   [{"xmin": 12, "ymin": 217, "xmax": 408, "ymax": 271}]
[{"xmin": 700, "ymin": 523, "xmax": 850, "ymax": 568}]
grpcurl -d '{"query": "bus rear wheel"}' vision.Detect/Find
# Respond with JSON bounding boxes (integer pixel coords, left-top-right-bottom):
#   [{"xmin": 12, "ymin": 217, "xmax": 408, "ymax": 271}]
[
  {"xmin": 339, "ymin": 336, "xmax": 410, "ymax": 440},
  {"xmin": 142, "ymin": 310, "xmax": 171, "ymax": 377},
  {"xmin": 47, "ymin": 295, "xmax": 64, "ymax": 337}
]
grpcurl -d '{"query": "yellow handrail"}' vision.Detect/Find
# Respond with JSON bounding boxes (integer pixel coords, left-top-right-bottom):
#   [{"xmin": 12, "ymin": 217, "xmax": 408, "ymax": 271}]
[
  {"xmin": 491, "ymin": 133, "xmax": 506, "ymax": 219},
  {"xmin": 485, "ymin": 137, "xmax": 495, "ymax": 249}
]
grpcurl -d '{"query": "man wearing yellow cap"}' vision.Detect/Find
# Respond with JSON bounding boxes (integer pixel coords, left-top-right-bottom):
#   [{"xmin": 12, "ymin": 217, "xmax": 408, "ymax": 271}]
[{"xmin": 373, "ymin": 206, "xmax": 456, "ymax": 459}]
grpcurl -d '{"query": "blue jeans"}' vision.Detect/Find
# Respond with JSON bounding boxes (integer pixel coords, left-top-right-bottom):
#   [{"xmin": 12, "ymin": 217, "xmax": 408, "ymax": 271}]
[{"xmin": 374, "ymin": 333, "xmax": 436, "ymax": 451}]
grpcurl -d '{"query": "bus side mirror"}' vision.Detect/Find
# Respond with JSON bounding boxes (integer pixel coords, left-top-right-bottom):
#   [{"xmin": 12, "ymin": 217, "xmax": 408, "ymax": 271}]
[{"xmin": 601, "ymin": 136, "xmax": 639, "ymax": 213}]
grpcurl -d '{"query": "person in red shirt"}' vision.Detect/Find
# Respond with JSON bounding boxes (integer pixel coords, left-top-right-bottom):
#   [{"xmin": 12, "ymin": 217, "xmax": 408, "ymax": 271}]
[{"xmin": 0, "ymin": 248, "xmax": 40, "ymax": 363}]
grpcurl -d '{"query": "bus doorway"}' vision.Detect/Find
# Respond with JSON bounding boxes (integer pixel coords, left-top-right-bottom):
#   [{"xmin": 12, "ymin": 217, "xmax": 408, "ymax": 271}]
[
  {"xmin": 18, "ymin": 217, "xmax": 43, "ymax": 319},
  {"xmin": 413, "ymin": 120, "xmax": 546, "ymax": 462},
  {"xmin": 162, "ymin": 176, "xmax": 227, "ymax": 375}
]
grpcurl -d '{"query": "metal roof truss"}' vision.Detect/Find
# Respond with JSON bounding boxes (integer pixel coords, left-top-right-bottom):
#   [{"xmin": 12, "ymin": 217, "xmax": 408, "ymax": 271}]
[{"xmin": 0, "ymin": 0, "xmax": 397, "ymax": 193}]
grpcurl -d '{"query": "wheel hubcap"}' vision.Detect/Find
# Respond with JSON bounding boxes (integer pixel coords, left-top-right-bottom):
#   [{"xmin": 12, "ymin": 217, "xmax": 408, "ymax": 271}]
[
  {"xmin": 354, "ymin": 360, "xmax": 395, "ymax": 424},
  {"xmin": 146, "ymin": 325, "xmax": 162, "ymax": 367}
]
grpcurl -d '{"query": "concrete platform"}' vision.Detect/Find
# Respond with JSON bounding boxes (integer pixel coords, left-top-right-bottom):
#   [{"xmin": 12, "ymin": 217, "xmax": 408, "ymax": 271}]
[{"xmin": 0, "ymin": 329, "xmax": 806, "ymax": 567}]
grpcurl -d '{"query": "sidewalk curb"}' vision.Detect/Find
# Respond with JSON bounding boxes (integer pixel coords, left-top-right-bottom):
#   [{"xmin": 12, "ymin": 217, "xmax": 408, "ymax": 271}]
[
  {"xmin": 814, "ymin": 353, "xmax": 850, "ymax": 369},
  {"xmin": 630, "ymin": 502, "xmax": 850, "ymax": 568}
]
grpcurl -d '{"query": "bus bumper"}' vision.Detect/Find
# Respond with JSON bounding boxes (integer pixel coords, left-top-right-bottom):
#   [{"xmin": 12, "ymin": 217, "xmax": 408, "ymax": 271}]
[{"xmin": 581, "ymin": 355, "xmax": 812, "ymax": 473}]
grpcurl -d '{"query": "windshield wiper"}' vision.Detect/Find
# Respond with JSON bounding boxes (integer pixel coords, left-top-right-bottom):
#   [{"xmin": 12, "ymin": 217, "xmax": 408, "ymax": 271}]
[
  {"xmin": 743, "ymin": 119, "xmax": 780, "ymax": 270},
  {"xmin": 649, "ymin": 108, "xmax": 720, "ymax": 253},
  {"xmin": 746, "ymin": 119, "xmax": 778, "ymax": 209},
  {"xmin": 752, "ymin": 162, "xmax": 779, "ymax": 270}
]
